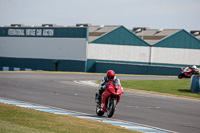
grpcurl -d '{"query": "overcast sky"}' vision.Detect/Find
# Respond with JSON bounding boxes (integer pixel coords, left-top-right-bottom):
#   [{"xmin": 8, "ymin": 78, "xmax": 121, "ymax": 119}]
[{"xmin": 0, "ymin": 0, "xmax": 199, "ymax": 31}]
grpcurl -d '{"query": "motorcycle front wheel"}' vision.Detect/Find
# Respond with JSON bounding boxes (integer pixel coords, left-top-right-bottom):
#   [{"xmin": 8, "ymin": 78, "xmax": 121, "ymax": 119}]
[
  {"xmin": 107, "ymin": 99, "xmax": 116, "ymax": 118},
  {"xmin": 178, "ymin": 74, "xmax": 184, "ymax": 79},
  {"xmin": 96, "ymin": 105, "xmax": 104, "ymax": 116}
]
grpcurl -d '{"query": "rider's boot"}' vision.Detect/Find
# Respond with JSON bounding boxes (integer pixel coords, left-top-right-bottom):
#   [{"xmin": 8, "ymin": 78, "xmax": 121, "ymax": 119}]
[
  {"xmin": 98, "ymin": 89, "xmax": 104, "ymax": 105},
  {"xmin": 98, "ymin": 95, "xmax": 101, "ymax": 105}
]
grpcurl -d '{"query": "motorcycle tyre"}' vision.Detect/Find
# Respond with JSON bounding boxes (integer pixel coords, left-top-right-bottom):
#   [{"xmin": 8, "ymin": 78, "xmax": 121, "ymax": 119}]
[
  {"xmin": 96, "ymin": 105, "xmax": 104, "ymax": 116},
  {"xmin": 107, "ymin": 99, "xmax": 116, "ymax": 118},
  {"xmin": 178, "ymin": 74, "xmax": 184, "ymax": 79}
]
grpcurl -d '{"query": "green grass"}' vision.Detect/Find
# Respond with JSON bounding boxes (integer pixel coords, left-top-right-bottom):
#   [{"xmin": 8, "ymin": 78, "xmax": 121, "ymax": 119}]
[
  {"xmin": 0, "ymin": 103, "xmax": 139, "ymax": 133},
  {"xmin": 97, "ymin": 79, "xmax": 200, "ymax": 99}
]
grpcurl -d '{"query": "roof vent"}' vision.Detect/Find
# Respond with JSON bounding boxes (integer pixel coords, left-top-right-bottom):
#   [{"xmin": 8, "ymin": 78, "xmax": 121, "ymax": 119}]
[
  {"xmin": 76, "ymin": 23, "xmax": 91, "ymax": 27},
  {"xmin": 135, "ymin": 29, "xmax": 142, "ymax": 32},
  {"xmin": 155, "ymin": 29, "xmax": 164, "ymax": 34},
  {"xmin": 42, "ymin": 24, "xmax": 56, "ymax": 27},
  {"xmin": 95, "ymin": 25, "xmax": 104, "ymax": 31},
  {"xmin": 190, "ymin": 31, "xmax": 200, "ymax": 36},
  {"xmin": 132, "ymin": 27, "xmax": 148, "ymax": 33},
  {"xmin": 11, "ymin": 24, "xmax": 24, "ymax": 27},
  {"xmin": 193, "ymin": 32, "xmax": 200, "ymax": 36}
]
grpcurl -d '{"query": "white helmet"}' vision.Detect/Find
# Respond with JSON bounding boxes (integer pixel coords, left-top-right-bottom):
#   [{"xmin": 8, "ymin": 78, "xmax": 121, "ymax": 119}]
[{"xmin": 192, "ymin": 65, "xmax": 197, "ymax": 69}]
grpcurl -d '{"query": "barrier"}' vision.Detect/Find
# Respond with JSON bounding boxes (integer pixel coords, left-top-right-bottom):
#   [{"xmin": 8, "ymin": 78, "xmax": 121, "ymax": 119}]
[
  {"xmin": 95, "ymin": 61, "xmax": 180, "ymax": 76},
  {"xmin": 190, "ymin": 74, "xmax": 200, "ymax": 93}
]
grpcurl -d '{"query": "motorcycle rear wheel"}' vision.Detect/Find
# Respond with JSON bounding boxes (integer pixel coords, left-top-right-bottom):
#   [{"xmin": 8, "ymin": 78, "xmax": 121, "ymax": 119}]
[
  {"xmin": 107, "ymin": 99, "xmax": 116, "ymax": 118},
  {"xmin": 96, "ymin": 105, "xmax": 104, "ymax": 116}
]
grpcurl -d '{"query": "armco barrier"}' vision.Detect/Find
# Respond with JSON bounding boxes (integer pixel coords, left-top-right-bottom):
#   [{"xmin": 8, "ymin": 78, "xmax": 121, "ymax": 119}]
[
  {"xmin": 190, "ymin": 74, "xmax": 200, "ymax": 93},
  {"xmin": 95, "ymin": 61, "xmax": 180, "ymax": 76}
]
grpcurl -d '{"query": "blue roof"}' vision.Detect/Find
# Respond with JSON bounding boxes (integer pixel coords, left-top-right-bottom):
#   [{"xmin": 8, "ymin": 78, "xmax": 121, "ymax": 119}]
[{"xmin": 153, "ymin": 29, "xmax": 200, "ymax": 49}]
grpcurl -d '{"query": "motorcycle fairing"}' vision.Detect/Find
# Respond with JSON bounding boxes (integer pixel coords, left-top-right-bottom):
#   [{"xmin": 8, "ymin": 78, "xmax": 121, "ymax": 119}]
[{"xmin": 100, "ymin": 81, "xmax": 123, "ymax": 112}]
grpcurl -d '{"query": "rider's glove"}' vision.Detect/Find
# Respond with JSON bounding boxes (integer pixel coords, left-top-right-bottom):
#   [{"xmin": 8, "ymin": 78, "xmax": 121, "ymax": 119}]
[{"xmin": 102, "ymin": 85, "xmax": 106, "ymax": 90}]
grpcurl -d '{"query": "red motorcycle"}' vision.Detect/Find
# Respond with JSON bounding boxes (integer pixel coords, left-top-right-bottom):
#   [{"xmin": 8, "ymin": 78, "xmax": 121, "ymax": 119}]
[
  {"xmin": 95, "ymin": 81, "xmax": 123, "ymax": 118},
  {"xmin": 178, "ymin": 67, "xmax": 194, "ymax": 79}
]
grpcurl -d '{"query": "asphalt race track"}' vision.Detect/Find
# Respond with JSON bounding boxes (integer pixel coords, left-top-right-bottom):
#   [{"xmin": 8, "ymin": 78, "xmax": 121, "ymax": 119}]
[{"xmin": 0, "ymin": 72, "xmax": 200, "ymax": 133}]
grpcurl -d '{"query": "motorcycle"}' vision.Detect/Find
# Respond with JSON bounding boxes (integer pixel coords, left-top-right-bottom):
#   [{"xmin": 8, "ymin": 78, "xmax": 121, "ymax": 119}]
[
  {"xmin": 95, "ymin": 81, "xmax": 123, "ymax": 118},
  {"xmin": 178, "ymin": 67, "xmax": 194, "ymax": 79}
]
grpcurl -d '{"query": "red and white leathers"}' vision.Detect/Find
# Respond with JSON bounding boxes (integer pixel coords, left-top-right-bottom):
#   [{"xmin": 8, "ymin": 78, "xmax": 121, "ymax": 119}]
[{"xmin": 98, "ymin": 76, "xmax": 123, "ymax": 94}]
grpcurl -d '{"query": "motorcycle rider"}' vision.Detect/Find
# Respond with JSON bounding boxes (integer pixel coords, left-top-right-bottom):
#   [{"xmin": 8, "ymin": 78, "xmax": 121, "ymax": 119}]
[
  {"xmin": 97, "ymin": 70, "xmax": 123, "ymax": 104},
  {"xmin": 192, "ymin": 65, "xmax": 199, "ymax": 74}
]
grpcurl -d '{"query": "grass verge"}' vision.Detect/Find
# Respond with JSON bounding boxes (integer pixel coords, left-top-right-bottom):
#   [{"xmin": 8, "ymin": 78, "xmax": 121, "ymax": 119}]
[
  {"xmin": 97, "ymin": 79, "xmax": 200, "ymax": 99},
  {"xmin": 0, "ymin": 103, "xmax": 139, "ymax": 133}
]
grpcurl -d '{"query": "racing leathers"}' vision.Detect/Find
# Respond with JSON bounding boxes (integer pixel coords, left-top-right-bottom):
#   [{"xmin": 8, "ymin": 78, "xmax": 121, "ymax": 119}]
[{"xmin": 98, "ymin": 76, "xmax": 123, "ymax": 104}]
